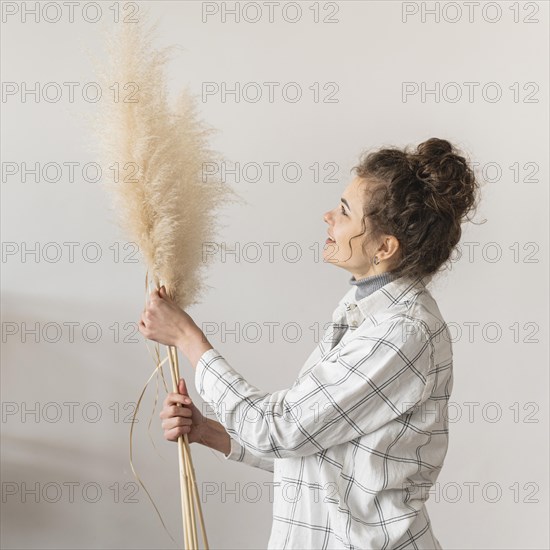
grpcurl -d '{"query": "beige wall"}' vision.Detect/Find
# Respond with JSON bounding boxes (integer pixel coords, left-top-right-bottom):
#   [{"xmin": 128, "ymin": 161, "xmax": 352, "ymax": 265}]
[{"xmin": 1, "ymin": 1, "xmax": 548, "ymax": 549}]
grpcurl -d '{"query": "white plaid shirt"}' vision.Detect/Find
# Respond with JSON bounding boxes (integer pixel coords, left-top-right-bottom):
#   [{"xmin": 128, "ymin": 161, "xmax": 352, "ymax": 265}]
[{"xmin": 195, "ymin": 274, "xmax": 452, "ymax": 549}]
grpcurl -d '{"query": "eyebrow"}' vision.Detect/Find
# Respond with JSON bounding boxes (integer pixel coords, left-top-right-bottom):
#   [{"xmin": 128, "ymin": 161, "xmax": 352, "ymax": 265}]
[{"xmin": 341, "ymin": 197, "xmax": 351, "ymax": 212}]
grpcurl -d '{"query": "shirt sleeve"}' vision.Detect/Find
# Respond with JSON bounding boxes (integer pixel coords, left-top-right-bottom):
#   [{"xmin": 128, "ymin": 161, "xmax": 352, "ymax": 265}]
[
  {"xmin": 195, "ymin": 316, "xmax": 433, "ymax": 459},
  {"xmin": 222, "ymin": 436, "xmax": 275, "ymax": 473}
]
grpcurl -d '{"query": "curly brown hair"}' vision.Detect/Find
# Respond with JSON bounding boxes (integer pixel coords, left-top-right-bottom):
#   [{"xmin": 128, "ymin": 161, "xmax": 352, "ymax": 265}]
[{"xmin": 350, "ymin": 137, "xmax": 483, "ymax": 280}]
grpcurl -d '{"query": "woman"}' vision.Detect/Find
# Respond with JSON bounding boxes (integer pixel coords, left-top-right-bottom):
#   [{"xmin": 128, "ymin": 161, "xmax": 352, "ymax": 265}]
[{"xmin": 139, "ymin": 137, "xmax": 480, "ymax": 549}]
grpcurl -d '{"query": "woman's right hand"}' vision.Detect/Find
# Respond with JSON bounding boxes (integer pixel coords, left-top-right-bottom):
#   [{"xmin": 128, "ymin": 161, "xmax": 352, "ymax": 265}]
[{"xmin": 160, "ymin": 378, "xmax": 206, "ymax": 444}]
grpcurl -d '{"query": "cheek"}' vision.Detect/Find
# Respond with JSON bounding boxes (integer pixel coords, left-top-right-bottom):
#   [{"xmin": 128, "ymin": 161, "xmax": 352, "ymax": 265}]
[
  {"xmin": 353, "ymin": 236, "xmax": 369, "ymax": 256},
  {"xmin": 333, "ymin": 227, "xmax": 344, "ymax": 243},
  {"xmin": 333, "ymin": 218, "xmax": 346, "ymax": 236}
]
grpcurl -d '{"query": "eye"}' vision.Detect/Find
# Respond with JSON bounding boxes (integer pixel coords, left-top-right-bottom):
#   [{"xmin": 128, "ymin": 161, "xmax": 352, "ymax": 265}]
[{"xmin": 340, "ymin": 205, "xmax": 348, "ymax": 216}]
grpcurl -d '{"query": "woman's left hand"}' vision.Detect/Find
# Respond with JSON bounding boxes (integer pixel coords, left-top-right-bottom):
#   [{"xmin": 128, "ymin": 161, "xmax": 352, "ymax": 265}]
[{"xmin": 139, "ymin": 286, "xmax": 198, "ymax": 349}]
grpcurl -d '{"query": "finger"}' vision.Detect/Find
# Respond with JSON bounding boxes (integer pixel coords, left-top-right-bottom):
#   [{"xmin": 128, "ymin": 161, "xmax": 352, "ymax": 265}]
[
  {"xmin": 179, "ymin": 378, "xmax": 191, "ymax": 400},
  {"xmin": 166, "ymin": 392, "xmax": 187, "ymax": 406},
  {"xmin": 174, "ymin": 384, "xmax": 192, "ymax": 405},
  {"xmin": 160, "ymin": 405, "xmax": 189, "ymax": 419},
  {"xmin": 168, "ymin": 405, "xmax": 191, "ymax": 418},
  {"xmin": 139, "ymin": 313, "xmax": 148, "ymax": 328},
  {"xmin": 162, "ymin": 417, "xmax": 191, "ymax": 430},
  {"xmin": 163, "ymin": 392, "xmax": 187, "ymax": 408},
  {"xmin": 164, "ymin": 424, "xmax": 191, "ymax": 438},
  {"xmin": 165, "ymin": 426, "xmax": 190, "ymax": 441}
]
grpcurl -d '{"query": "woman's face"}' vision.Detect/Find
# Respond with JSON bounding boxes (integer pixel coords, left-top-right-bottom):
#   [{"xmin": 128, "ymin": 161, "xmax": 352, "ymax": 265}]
[{"xmin": 323, "ymin": 176, "xmax": 379, "ymax": 279}]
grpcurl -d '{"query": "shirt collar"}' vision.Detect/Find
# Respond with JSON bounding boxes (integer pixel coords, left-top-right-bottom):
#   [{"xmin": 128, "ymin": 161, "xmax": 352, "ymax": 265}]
[{"xmin": 333, "ymin": 273, "xmax": 434, "ymax": 328}]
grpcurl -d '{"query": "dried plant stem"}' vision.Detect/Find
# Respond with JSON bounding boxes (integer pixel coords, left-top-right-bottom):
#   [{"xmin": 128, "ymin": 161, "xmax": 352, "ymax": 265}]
[
  {"xmin": 166, "ymin": 343, "xmax": 209, "ymax": 549},
  {"xmin": 179, "ymin": 441, "xmax": 193, "ymax": 550},
  {"xmin": 184, "ymin": 450, "xmax": 198, "ymax": 549},
  {"xmin": 166, "ymin": 345, "xmax": 195, "ymax": 548},
  {"xmin": 171, "ymin": 346, "xmax": 198, "ymax": 549},
  {"xmin": 174, "ymin": 349, "xmax": 209, "ymax": 550}
]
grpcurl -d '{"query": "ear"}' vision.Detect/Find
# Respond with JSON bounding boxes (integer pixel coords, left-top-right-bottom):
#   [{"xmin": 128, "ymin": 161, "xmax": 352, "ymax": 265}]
[{"xmin": 379, "ymin": 235, "xmax": 400, "ymax": 261}]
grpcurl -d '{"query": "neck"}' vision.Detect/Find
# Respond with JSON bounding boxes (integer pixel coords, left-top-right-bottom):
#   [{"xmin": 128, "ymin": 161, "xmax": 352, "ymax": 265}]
[{"xmin": 349, "ymin": 270, "xmax": 399, "ymax": 301}]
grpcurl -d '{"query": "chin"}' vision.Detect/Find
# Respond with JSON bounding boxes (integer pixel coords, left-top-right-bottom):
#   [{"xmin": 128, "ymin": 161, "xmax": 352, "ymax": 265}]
[{"xmin": 323, "ymin": 255, "xmax": 343, "ymax": 266}]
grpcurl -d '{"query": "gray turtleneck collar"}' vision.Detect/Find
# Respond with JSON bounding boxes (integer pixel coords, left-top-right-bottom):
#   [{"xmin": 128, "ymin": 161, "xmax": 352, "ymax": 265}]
[{"xmin": 349, "ymin": 270, "xmax": 400, "ymax": 301}]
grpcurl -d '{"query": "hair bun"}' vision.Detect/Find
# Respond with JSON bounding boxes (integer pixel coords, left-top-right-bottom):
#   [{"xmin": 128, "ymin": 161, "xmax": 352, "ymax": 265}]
[
  {"xmin": 407, "ymin": 138, "xmax": 477, "ymax": 220},
  {"xmin": 416, "ymin": 137, "xmax": 453, "ymax": 158}
]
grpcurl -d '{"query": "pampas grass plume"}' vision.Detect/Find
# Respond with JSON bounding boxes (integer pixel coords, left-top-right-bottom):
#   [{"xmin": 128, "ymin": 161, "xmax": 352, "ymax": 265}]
[{"xmin": 89, "ymin": 9, "xmax": 241, "ymax": 308}]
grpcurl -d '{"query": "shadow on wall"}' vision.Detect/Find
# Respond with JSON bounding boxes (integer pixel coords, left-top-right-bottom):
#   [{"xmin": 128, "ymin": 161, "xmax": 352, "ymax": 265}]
[{"xmin": 1, "ymin": 291, "xmax": 192, "ymax": 549}]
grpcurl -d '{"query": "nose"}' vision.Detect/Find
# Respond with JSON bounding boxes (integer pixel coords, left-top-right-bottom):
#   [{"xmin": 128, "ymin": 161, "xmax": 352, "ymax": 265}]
[{"xmin": 323, "ymin": 210, "xmax": 332, "ymax": 224}]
